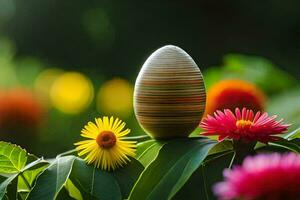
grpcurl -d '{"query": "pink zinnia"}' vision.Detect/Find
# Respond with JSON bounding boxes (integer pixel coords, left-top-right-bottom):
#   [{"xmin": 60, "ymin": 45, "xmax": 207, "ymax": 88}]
[
  {"xmin": 200, "ymin": 108, "xmax": 289, "ymax": 143},
  {"xmin": 214, "ymin": 153, "xmax": 300, "ymax": 200}
]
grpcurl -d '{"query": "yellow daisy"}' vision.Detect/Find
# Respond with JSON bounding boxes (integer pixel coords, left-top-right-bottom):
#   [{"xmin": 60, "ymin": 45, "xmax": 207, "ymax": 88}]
[{"xmin": 74, "ymin": 116, "xmax": 136, "ymax": 171}]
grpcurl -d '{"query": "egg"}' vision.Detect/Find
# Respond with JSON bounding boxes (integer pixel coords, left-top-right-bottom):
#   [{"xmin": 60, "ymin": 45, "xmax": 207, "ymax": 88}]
[{"xmin": 134, "ymin": 45, "xmax": 206, "ymax": 139}]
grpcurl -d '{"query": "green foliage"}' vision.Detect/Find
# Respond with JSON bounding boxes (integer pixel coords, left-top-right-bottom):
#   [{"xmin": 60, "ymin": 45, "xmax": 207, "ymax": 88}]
[
  {"xmin": 136, "ymin": 140, "xmax": 167, "ymax": 167},
  {"xmin": 0, "ymin": 174, "xmax": 18, "ymax": 200},
  {"xmin": 64, "ymin": 179, "xmax": 83, "ymax": 200},
  {"xmin": 268, "ymin": 139, "xmax": 300, "ymax": 153},
  {"xmin": 204, "ymin": 54, "xmax": 297, "ymax": 95},
  {"xmin": 0, "ymin": 141, "xmax": 144, "ymax": 200},
  {"xmin": 268, "ymin": 88, "xmax": 300, "ymax": 128},
  {"xmin": 174, "ymin": 151, "xmax": 234, "ymax": 200},
  {"xmin": 208, "ymin": 140, "xmax": 233, "ymax": 155},
  {"xmin": 285, "ymin": 127, "xmax": 300, "ymax": 140},
  {"xmin": 255, "ymin": 129, "xmax": 300, "ymax": 153},
  {"xmin": 0, "ymin": 141, "xmax": 27, "ymax": 174},
  {"xmin": 223, "ymin": 54, "xmax": 296, "ymax": 94},
  {"xmin": 1, "ymin": 135, "xmax": 299, "ymax": 200},
  {"xmin": 55, "ymin": 186, "xmax": 76, "ymax": 200},
  {"xmin": 27, "ymin": 156, "xmax": 76, "ymax": 200},
  {"xmin": 129, "ymin": 138, "xmax": 216, "ymax": 200},
  {"xmin": 69, "ymin": 157, "xmax": 143, "ymax": 200},
  {"xmin": 18, "ymin": 159, "xmax": 49, "ymax": 191},
  {"xmin": 0, "ymin": 142, "xmax": 47, "ymax": 199}
]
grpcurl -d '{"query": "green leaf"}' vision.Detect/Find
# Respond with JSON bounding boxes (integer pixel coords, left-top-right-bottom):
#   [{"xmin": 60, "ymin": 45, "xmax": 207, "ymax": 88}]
[
  {"xmin": 5, "ymin": 175, "xmax": 18, "ymax": 200},
  {"xmin": 70, "ymin": 157, "xmax": 143, "ymax": 200},
  {"xmin": 136, "ymin": 140, "xmax": 166, "ymax": 167},
  {"xmin": 128, "ymin": 138, "xmax": 217, "ymax": 200},
  {"xmin": 0, "ymin": 174, "xmax": 18, "ymax": 199},
  {"xmin": 65, "ymin": 179, "xmax": 83, "ymax": 200},
  {"xmin": 27, "ymin": 156, "xmax": 76, "ymax": 200},
  {"xmin": 56, "ymin": 186, "xmax": 76, "ymax": 200},
  {"xmin": 0, "ymin": 143, "xmax": 43, "ymax": 199},
  {"xmin": 208, "ymin": 140, "xmax": 233, "ymax": 155},
  {"xmin": 136, "ymin": 140, "xmax": 156, "ymax": 158},
  {"xmin": 284, "ymin": 127, "xmax": 300, "ymax": 140},
  {"xmin": 112, "ymin": 158, "xmax": 144, "ymax": 198},
  {"xmin": 18, "ymin": 191, "xmax": 28, "ymax": 200},
  {"xmin": 0, "ymin": 142, "xmax": 27, "ymax": 174},
  {"xmin": 201, "ymin": 151, "xmax": 235, "ymax": 198},
  {"xmin": 18, "ymin": 159, "xmax": 49, "ymax": 193},
  {"xmin": 174, "ymin": 151, "xmax": 234, "ymax": 200},
  {"xmin": 70, "ymin": 158, "xmax": 121, "ymax": 200},
  {"xmin": 269, "ymin": 139, "xmax": 300, "ymax": 153}
]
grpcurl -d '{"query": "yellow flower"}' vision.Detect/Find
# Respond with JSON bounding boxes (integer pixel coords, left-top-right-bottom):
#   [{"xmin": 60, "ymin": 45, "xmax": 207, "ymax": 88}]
[
  {"xmin": 74, "ymin": 116, "xmax": 136, "ymax": 171},
  {"xmin": 50, "ymin": 72, "xmax": 94, "ymax": 114},
  {"xmin": 97, "ymin": 78, "xmax": 133, "ymax": 118}
]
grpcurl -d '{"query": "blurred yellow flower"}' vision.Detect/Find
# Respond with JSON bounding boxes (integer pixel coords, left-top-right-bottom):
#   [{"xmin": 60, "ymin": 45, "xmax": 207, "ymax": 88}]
[
  {"xmin": 50, "ymin": 72, "xmax": 94, "ymax": 114},
  {"xmin": 97, "ymin": 78, "xmax": 133, "ymax": 118},
  {"xmin": 74, "ymin": 116, "xmax": 136, "ymax": 171},
  {"xmin": 34, "ymin": 68, "xmax": 63, "ymax": 107}
]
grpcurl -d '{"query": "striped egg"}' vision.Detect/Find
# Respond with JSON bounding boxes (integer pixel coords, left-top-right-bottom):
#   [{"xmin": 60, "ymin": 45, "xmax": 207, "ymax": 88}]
[{"xmin": 134, "ymin": 45, "xmax": 206, "ymax": 139}]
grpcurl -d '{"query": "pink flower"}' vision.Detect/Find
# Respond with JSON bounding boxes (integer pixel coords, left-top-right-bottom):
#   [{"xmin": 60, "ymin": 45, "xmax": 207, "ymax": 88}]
[
  {"xmin": 214, "ymin": 153, "xmax": 300, "ymax": 200},
  {"xmin": 200, "ymin": 108, "xmax": 289, "ymax": 143}
]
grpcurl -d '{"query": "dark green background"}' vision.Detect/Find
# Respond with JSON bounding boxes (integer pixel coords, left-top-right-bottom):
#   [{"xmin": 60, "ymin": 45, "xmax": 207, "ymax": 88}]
[
  {"xmin": 1, "ymin": 0, "xmax": 299, "ymax": 78},
  {"xmin": 0, "ymin": 0, "xmax": 299, "ymax": 156}
]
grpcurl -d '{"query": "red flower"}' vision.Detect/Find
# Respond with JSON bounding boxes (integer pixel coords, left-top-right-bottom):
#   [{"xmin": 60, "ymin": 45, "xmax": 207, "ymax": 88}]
[
  {"xmin": 205, "ymin": 79, "xmax": 266, "ymax": 116},
  {"xmin": 214, "ymin": 153, "xmax": 300, "ymax": 200},
  {"xmin": 0, "ymin": 89, "xmax": 43, "ymax": 134},
  {"xmin": 200, "ymin": 108, "xmax": 289, "ymax": 143}
]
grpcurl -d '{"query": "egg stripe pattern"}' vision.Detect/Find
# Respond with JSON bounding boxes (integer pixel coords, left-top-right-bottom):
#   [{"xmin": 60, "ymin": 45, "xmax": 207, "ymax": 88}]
[{"xmin": 134, "ymin": 45, "xmax": 206, "ymax": 138}]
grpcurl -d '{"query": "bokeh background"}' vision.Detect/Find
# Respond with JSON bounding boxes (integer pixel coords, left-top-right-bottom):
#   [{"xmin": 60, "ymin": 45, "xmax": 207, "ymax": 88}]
[{"xmin": 0, "ymin": 0, "xmax": 299, "ymax": 156}]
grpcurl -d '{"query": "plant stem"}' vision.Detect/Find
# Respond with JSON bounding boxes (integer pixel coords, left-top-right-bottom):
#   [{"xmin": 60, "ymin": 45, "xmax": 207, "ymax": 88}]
[
  {"xmin": 231, "ymin": 140, "xmax": 256, "ymax": 165},
  {"xmin": 57, "ymin": 149, "xmax": 77, "ymax": 158},
  {"xmin": 201, "ymin": 165, "xmax": 209, "ymax": 200},
  {"xmin": 204, "ymin": 150, "xmax": 234, "ymax": 164},
  {"xmin": 123, "ymin": 135, "xmax": 151, "ymax": 141},
  {"xmin": 228, "ymin": 151, "xmax": 236, "ymax": 169}
]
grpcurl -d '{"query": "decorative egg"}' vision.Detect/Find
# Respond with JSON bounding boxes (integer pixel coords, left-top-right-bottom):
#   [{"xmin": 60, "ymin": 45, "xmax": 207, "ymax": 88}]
[{"xmin": 134, "ymin": 45, "xmax": 206, "ymax": 139}]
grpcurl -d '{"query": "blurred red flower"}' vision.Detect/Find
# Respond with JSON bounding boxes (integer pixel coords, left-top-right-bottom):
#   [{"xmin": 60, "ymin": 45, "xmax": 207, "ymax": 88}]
[
  {"xmin": 0, "ymin": 89, "xmax": 44, "ymax": 143},
  {"xmin": 205, "ymin": 79, "xmax": 266, "ymax": 116}
]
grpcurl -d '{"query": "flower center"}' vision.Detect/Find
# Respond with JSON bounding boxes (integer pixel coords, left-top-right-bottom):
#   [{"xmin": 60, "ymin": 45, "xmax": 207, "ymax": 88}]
[
  {"xmin": 96, "ymin": 131, "xmax": 117, "ymax": 149},
  {"xmin": 236, "ymin": 120, "xmax": 253, "ymax": 129}
]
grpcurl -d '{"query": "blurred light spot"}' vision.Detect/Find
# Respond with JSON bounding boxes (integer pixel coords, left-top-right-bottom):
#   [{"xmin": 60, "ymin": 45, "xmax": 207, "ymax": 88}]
[
  {"xmin": 0, "ymin": 37, "xmax": 18, "ymax": 87},
  {"xmin": 50, "ymin": 72, "xmax": 94, "ymax": 114},
  {"xmin": 16, "ymin": 57, "xmax": 45, "ymax": 87},
  {"xmin": 0, "ymin": 37, "xmax": 16, "ymax": 60},
  {"xmin": 97, "ymin": 78, "xmax": 133, "ymax": 118},
  {"xmin": 0, "ymin": 0, "xmax": 15, "ymax": 23},
  {"xmin": 0, "ymin": 58, "xmax": 18, "ymax": 88},
  {"xmin": 34, "ymin": 68, "xmax": 64, "ymax": 107},
  {"xmin": 82, "ymin": 8, "xmax": 115, "ymax": 47}
]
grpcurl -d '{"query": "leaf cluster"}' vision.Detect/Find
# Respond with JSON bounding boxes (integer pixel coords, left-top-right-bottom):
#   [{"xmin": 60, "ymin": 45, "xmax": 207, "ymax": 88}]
[{"xmin": 1, "ymin": 127, "xmax": 300, "ymax": 200}]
